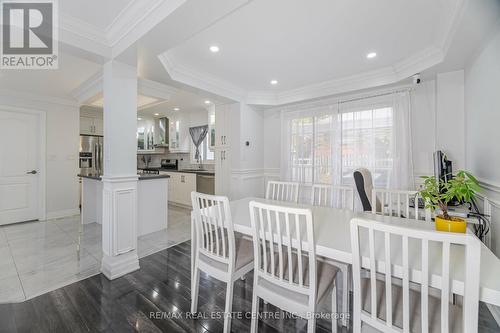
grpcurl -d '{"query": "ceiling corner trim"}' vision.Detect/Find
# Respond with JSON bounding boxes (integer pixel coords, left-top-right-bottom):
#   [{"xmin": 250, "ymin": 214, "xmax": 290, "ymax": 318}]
[
  {"xmin": 109, "ymin": 0, "xmax": 188, "ymax": 58},
  {"xmin": 70, "ymin": 71, "xmax": 103, "ymax": 104},
  {"xmin": 158, "ymin": 53, "xmax": 246, "ymax": 102},
  {"xmin": 60, "ymin": 15, "xmax": 111, "ymax": 58},
  {"xmin": 138, "ymin": 79, "xmax": 178, "ymax": 100},
  {"xmin": 436, "ymin": 0, "xmax": 468, "ymax": 55}
]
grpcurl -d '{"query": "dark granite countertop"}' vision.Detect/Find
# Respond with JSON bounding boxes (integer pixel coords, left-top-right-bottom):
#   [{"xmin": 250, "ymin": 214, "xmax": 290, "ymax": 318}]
[
  {"xmin": 78, "ymin": 173, "xmax": 171, "ymax": 181},
  {"xmin": 138, "ymin": 168, "xmax": 215, "ymax": 176}
]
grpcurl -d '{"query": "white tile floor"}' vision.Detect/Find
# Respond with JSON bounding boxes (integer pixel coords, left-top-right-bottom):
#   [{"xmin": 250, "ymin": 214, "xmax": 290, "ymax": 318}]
[{"xmin": 0, "ymin": 204, "xmax": 191, "ymax": 303}]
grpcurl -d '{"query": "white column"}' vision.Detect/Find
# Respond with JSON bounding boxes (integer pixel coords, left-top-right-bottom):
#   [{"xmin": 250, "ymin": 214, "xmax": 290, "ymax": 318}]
[{"xmin": 100, "ymin": 60, "xmax": 140, "ymax": 279}]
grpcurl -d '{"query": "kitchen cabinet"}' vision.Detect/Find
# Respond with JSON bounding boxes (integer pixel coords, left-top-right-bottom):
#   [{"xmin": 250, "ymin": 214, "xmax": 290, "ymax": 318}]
[
  {"xmin": 207, "ymin": 105, "xmax": 216, "ymax": 151},
  {"xmin": 214, "ymin": 103, "xmax": 235, "ymax": 196},
  {"xmin": 215, "ymin": 104, "xmax": 232, "ymax": 148},
  {"xmin": 80, "ymin": 115, "xmax": 103, "ymax": 136},
  {"xmin": 168, "ymin": 114, "xmax": 190, "ymax": 153},
  {"xmin": 161, "ymin": 172, "xmax": 196, "ymax": 207},
  {"xmin": 137, "ymin": 118, "xmax": 155, "ymax": 152},
  {"xmin": 215, "ymin": 148, "xmax": 231, "ymax": 196}
]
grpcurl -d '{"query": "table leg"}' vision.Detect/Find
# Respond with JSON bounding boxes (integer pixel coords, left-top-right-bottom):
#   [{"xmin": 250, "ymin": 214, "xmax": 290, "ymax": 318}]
[{"xmin": 191, "ymin": 215, "xmax": 196, "ymax": 286}]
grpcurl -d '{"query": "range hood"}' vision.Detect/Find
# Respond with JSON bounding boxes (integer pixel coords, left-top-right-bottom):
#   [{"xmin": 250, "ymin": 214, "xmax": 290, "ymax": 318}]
[{"xmin": 154, "ymin": 117, "xmax": 169, "ymax": 148}]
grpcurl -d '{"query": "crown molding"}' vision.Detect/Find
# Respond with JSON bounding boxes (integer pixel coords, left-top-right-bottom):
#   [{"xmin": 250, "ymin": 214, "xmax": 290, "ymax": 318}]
[
  {"xmin": 138, "ymin": 78, "xmax": 178, "ymax": 100},
  {"xmin": 435, "ymin": 0, "xmax": 468, "ymax": 55},
  {"xmin": 109, "ymin": 0, "xmax": 187, "ymax": 58},
  {"xmin": 70, "ymin": 71, "xmax": 103, "ymax": 104},
  {"xmin": 159, "ymin": 53, "xmax": 246, "ymax": 102},
  {"xmin": 60, "ymin": 15, "xmax": 111, "ymax": 58},
  {"xmin": 61, "ymin": 15, "xmax": 108, "ymax": 46},
  {"xmin": 71, "ymin": 70, "xmax": 178, "ymax": 105},
  {"xmin": 0, "ymin": 89, "xmax": 78, "ymax": 107},
  {"xmin": 163, "ymin": 44, "xmax": 446, "ymax": 106},
  {"xmin": 160, "ymin": 0, "xmax": 465, "ymax": 106},
  {"xmin": 60, "ymin": 0, "xmax": 186, "ymax": 59}
]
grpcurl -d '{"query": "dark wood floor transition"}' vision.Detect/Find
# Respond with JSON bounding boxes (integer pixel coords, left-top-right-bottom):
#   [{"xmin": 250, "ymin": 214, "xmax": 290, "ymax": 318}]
[{"xmin": 0, "ymin": 240, "xmax": 498, "ymax": 333}]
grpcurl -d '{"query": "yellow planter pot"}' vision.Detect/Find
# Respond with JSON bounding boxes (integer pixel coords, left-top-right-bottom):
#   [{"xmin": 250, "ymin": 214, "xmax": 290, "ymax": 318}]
[{"xmin": 435, "ymin": 216, "xmax": 467, "ymax": 233}]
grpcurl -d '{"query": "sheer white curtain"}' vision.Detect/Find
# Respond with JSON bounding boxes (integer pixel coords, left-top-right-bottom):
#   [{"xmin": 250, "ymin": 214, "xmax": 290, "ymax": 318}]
[
  {"xmin": 338, "ymin": 91, "xmax": 414, "ymax": 190},
  {"xmin": 280, "ymin": 90, "xmax": 414, "ymax": 199}
]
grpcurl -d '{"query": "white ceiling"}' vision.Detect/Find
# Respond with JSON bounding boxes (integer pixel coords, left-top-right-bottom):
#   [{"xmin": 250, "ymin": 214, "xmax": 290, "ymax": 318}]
[
  {"xmin": 163, "ymin": 0, "xmax": 445, "ymax": 93},
  {"xmin": 60, "ymin": 0, "xmax": 134, "ymax": 30},
  {"xmin": 5, "ymin": 0, "xmax": 499, "ymax": 108},
  {"xmin": 138, "ymin": 89, "xmax": 214, "ymax": 118}
]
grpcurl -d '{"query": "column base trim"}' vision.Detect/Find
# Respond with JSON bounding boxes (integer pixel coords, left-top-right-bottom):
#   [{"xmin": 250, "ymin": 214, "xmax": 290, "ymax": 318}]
[{"xmin": 101, "ymin": 251, "xmax": 140, "ymax": 280}]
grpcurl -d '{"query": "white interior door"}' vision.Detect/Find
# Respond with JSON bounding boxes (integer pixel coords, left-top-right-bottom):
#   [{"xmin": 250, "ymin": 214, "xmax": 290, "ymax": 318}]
[{"xmin": 0, "ymin": 110, "xmax": 41, "ymax": 225}]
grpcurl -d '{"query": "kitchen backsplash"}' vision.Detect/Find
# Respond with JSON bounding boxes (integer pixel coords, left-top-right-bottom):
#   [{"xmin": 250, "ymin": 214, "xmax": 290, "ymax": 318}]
[{"xmin": 137, "ymin": 152, "xmax": 215, "ymax": 171}]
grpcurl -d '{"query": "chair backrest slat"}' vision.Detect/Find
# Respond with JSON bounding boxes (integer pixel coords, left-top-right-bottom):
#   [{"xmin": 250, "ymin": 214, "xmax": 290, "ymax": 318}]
[
  {"xmin": 192, "ymin": 192, "xmax": 235, "ymax": 268},
  {"xmin": 249, "ymin": 201, "xmax": 316, "ymax": 297},
  {"xmin": 266, "ymin": 181, "xmax": 299, "ymax": 203},
  {"xmin": 402, "ymin": 235, "xmax": 410, "ymax": 333},
  {"xmin": 311, "ymin": 184, "xmax": 355, "ymax": 210},
  {"xmin": 441, "ymin": 241, "xmax": 450, "ymax": 333},
  {"xmin": 350, "ymin": 217, "xmax": 481, "ymax": 333},
  {"xmin": 421, "ymin": 238, "xmax": 429, "ymax": 333},
  {"xmin": 384, "ymin": 231, "xmax": 393, "ymax": 327},
  {"xmin": 372, "ymin": 189, "xmax": 431, "ymax": 222},
  {"xmin": 368, "ymin": 228, "xmax": 377, "ymax": 320}
]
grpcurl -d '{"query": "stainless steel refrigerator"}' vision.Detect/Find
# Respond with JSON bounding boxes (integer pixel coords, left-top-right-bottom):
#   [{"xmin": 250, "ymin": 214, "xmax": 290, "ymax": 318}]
[{"xmin": 79, "ymin": 135, "xmax": 103, "ymax": 175}]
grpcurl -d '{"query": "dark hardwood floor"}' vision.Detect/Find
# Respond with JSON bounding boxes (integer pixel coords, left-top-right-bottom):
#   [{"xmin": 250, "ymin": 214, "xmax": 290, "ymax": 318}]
[{"xmin": 0, "ymin": 240, "xmax": 498, "ymax": 333}]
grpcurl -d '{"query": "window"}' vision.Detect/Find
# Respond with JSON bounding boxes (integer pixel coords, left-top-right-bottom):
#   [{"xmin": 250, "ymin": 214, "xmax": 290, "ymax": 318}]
[
  {"xmin": 284, "ymin": 105, "xmax": 394, "ymax": 188},
  {"xmin": 191, "ymin": 136, "xmax": 214, "ymax": 164},
  {"xmin": 341, "ymin": 107, "xmax": 393, "ymax": 187}
]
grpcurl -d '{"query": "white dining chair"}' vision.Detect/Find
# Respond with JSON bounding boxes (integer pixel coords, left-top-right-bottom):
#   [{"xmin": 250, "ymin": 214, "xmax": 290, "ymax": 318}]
[
  {"xmin": 350, "ymin": 217, "xmax": 481, "ymax": 333},
  {"xmin": 191, "ymin": 192, "xmax": 254, "ymax": 333},
  {"xmin": 266, "ymin": 181, "xmax": 300, "ymax": 203},
  {"xmin": 249, "ymin": 201, "xmax": 340, "ymax": 333},
  {"xmin": 310, "ymin": 183, "xmax": 354, "ymax": 328},
  {"xmin": 371, "ymin": 189, "xmax": 431, "ymax": 221},
  {"xmin": 311, "ymin": 184, "xmax": 355, "ymax": 210}
]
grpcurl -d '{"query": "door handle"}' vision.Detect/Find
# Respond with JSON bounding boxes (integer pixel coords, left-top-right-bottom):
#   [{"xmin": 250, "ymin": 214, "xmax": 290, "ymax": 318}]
[{"xmin": 26, "ymin": 170, "xmax": 37, "ymax": 174}]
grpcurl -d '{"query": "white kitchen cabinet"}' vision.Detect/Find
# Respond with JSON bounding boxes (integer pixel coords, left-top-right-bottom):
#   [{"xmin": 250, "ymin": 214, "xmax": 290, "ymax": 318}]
[
  {"xmin": 215, "ymin": 148, "xmax": 231, "ymax": 196},
  {"xmin": 214, "ymin": 103, "xmax": 236, "ymax": 196},
  {"xmin": 215, "ymin": 104, "xmax": 232, "ymax": 148},
  {"xmin": 208, "ymin": 106, "xmax": 216, "ymax": 151},
  {"xmin": 80, "ymin": 115, "xmax": 103, "ymax": 136},
  {"xmin": 93, "ymin": 117, "xmax": 103, "ymax": 136},
  {"xmin": 168, "ymin": 114, "xmax": 190, "ymax": 153},
  {"xmin": 162, "ymin": 172, "xmax": 196, "ymax": 207}
]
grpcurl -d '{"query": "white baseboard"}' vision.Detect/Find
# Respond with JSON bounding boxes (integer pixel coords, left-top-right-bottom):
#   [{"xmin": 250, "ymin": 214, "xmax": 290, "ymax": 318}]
[
  {"xmin": 45, "ymin": 208, "xmax": 80, "ymax": 220},
  {"xmin": 486, "ymin": 303, "xmax": 500, "ymax": 327}
]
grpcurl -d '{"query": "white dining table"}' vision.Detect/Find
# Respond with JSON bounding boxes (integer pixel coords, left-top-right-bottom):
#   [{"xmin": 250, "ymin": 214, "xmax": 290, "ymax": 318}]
[{"xmin": 190, "ymin": 197, "xmax": 500, "ymax": 307}]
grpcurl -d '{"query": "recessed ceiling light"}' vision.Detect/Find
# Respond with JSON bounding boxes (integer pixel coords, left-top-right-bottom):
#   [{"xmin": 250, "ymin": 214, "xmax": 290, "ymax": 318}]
[
  {"xmin": 173, "ymin": 107, "xmax": 180, "ymax": 111},
  {"xmin": 270, "ymin": 79, "xmax": 278, "ymax": 85},
  {"xmin": 137, "ymin": 117, "xmax": 142, "ymax": 120},
  {"xmin": 204, "ymin": 100, "xmax": 211, "ymax": 104},
  {"xmin": 366, "ymin": 52, "xmax": 377, "ymax": 59},
  {"xmin": 154, "ymin": 113, "xmax": 160, "ymax": 116},
  {"xmin": 209, "ymin": 45, "xmax": 219, "ymax": 53}
]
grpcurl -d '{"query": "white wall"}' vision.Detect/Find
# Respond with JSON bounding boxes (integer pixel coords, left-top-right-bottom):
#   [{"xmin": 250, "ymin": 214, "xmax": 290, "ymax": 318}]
[
  {"xmin": 436, "ymin": 71, "xmax": 465, "ymax": 170},
  {"xmin": 0, "ymin": 90, "xmax": 80, "ymax": 219},
  {"xmin": 465, "ymin": 26, "xmax": 500, "ymax": 255},
  {"xmin": 229, "ymin": 103, "xmax": 266, "ymax": 199}
]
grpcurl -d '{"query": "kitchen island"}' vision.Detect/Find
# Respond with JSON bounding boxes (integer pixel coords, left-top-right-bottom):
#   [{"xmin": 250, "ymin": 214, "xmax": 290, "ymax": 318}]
[{"xmin": 79, "ymin": 173, "xmax": 170, "ymax": 236}]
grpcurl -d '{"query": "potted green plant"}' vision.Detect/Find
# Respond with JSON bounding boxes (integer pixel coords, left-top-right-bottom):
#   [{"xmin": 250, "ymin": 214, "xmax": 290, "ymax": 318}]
[{"xmin": 419, "ymin": 170, "xmax": 481, "ymax": 233}]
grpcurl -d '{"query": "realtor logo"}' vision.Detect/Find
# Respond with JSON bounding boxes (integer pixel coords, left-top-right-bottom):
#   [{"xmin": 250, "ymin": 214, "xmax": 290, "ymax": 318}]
[{"xmin": 1, "ymin": 0, "xmax": 58, "ymax": 69}]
